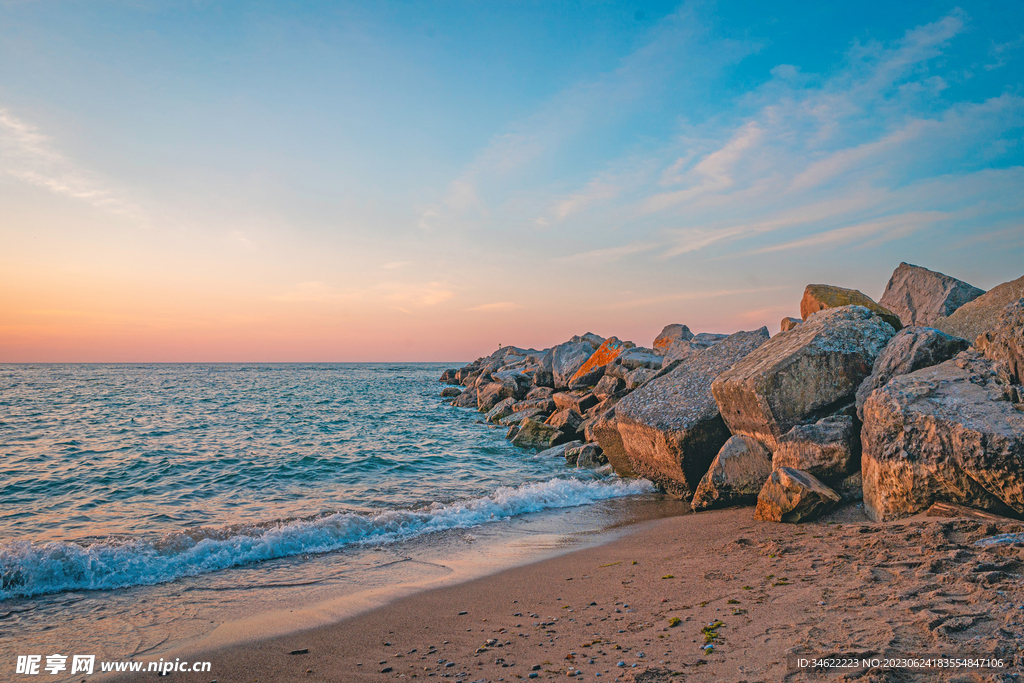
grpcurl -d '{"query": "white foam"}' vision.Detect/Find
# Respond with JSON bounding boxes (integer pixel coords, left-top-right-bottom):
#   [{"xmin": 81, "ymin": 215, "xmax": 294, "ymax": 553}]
[{"xmin": 0, "ymin": 477, "xmax": 653, "ymax": 599}]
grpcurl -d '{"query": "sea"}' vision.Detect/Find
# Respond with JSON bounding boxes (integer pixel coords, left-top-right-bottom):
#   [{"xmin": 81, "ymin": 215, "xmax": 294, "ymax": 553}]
[{"xmin": 0, "ymin": 363, "xmax": 672, "ymax": 678}]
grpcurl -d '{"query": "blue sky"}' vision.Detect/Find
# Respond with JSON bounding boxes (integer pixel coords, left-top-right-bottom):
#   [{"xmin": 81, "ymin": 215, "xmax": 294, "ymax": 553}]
[{"xmin": 1, "ymin": 1, "xmax": 1022, "ymax": 361}]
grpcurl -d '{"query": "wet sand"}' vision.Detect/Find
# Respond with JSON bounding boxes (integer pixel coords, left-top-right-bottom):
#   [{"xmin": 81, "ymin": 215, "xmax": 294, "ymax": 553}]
[{"xmin": 115, "ymin": 505, "xmax": 1024, "ymax": 682}]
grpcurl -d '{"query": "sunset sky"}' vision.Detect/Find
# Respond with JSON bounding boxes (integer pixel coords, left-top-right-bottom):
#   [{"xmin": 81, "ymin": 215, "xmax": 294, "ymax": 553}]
[{"xmin": 2, "ymin": 1, "xmax": 1023, "ymax": 362}]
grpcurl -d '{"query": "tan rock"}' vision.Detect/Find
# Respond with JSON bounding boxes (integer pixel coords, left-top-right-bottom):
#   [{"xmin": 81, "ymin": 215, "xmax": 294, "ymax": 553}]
[
  {"xmin": 878, "ymin": 262, "xmax": 985, "ymax": 327},
  {"xmin": 712, "ymin": 306, "xmax": 895, "ymax": 450},
  {"xmin": 976, "ymin": 299, "xmax": 1024, "ymax": 384},
  {"xmin": 652, "ymin": 324, "xmax": 693, "ymax": 354},
  {"xmin": 754, "ymin": 467, "xmax": 841, "ymax": 523},
  {"xmin": 861, "ymin": 351, "xmax": 1024, "ymax": 522},
  {"xmin": 780, "ymin": 317, "xmax": 802, "ymax": 333},
  {"xmin": 935, "ymin": 274, "xmax": 1024, "ymax": 342},
  {"xmin": 801, "ymin": 283, "xmax": 902, "ymax": 331},
  {"xmin": 691, "ymin": 435, "xmax": 773, "ymax": 511},
  {"xmin": 772, "ymin": 415, "xmax": 856, "ymax": 484},
  {"xmin": 511, "ymin": 417, "xmax": 574, "ymax": 451},
  {"xmin": 591, "ymin": 408, "xmax": 635, "ymax": 477}
]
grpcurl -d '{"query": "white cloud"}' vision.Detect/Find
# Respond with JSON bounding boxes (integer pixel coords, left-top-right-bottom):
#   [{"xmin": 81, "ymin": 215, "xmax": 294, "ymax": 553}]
[{"xmin": 468, "ymin": 302, "xmax": 523, "ymax": 312}]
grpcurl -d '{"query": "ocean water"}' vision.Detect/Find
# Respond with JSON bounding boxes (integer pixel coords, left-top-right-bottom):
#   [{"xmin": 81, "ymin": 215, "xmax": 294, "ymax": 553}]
[{"xmin": 0, "ymin": 363, "xmax": 664, "ymax": 671}]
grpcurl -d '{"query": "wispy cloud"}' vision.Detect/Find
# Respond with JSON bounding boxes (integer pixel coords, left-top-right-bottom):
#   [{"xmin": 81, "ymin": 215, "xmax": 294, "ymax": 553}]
[
  {"xmin": 555, "ymin": 241, "xmax": 658, "ymax": 265},
  {"xmin": 468, "ymin": 301, "xmax": 523, "ymax": 312},
  {"xmin": 0, "ymin": 107, "xmax": 140, "ymax": 217}
]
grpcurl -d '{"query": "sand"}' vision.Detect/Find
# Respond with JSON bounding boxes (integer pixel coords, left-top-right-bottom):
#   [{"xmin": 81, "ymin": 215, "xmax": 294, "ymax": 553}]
[{"xmin": 118, "ymin": 505, "xmax": 1024, "ymax": 682}]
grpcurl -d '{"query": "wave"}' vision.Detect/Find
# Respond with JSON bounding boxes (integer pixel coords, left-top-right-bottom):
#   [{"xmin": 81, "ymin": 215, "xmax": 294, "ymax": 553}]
[{"xmin": 0, "ymin": 477, "xmax": 653, "ymax": 599}]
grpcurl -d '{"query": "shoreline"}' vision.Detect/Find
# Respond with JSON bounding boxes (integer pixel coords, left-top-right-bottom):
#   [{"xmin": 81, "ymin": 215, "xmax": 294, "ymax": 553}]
[{"xmin": 110, "ymin": 503, "xmax": 1024, "ymax": 682}]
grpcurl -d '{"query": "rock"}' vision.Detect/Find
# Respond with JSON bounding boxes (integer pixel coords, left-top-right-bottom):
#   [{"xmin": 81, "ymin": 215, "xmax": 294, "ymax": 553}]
[
  {"xmin": 505, "ymin": 425, "xmax": 520, "ymax": 440},
  {"xmin": 801, "ymin": 284, "xmax": 903, "ymax": 331},
  {"xmin": 754, "ymin": 467, "xmax": 841, "ymax": 522},
  {"xmin": 592, "ymin": 408, "xmax": 635, "ymax": 477},
  {"xmin": 854, "ymin": 326, "xmax": 969, "ymax": 419},
  {"xmin": 493, "ymin": 369, "xmax": 531, "ymax": 399},
  {"xmin": 663, "ymin": 333, "xmax": 728, "ymax": 364},
  {"xmin": 545, "ymin": 409, "xmax": 584, "ymax": 436},
  {"xmin": 536, "ymin": 441, "xmax": 584, "ymax": 460},
  {"xmin": 615, "ymin": 327, "xmax": 771, "ymax": 498},
  {"xmin": 712, "ymin": 306, "xmax": 895, "ymax": 450},
  {"xmin": 690, "ymin": 435, "xmax": 773, "ymax": 511},
  {"xmin": 499, "ymin": 406, "xmax": 547, "ymax": 427},
  {"xmin": 485, "ymin": 397, "xmax": 517, "ymax": 424},
  {"xmin": 460, "ymin": 370, "xmax": 481, "ymax": 387},
  {"xmin": 772, "ymin": 415, "xmax": 858, "ymax": 484},
  {"xmin": 878, "ymin": 262, "xmax": 986, "ymax": 327},
  {"xmin": 652, "ymin": 324, "xmax": 693, "ymax": 354},
  {"xmin": 935, "ymin": 274, "xmax": 1024, "ymax": 342},
  {"xmin": 593, "ymin": 374, "xmax": 625, "ymax": 398},
  {"xmin": 837, "ymin": 471, "xmax": 863, "ymax": 502},
  {"xmin": 451, "ymin": 386, "xmax": 479, "ymax": 407},
  {"xmin": 615, "ymin": 348, "xmax": 663, "ymax": 371},
  {"xmin": 526, "ymin": 386, "xmax": 554, "ymax": 400},
  {"xmin": 861, "ymin": 350, "xmax": 1024, "ymax": 521},
  {"xmin": 477, "ymin": 382, "xmax": 513, "ymax": 412},
  {"xmin": 976, "ymin": 299, "xmax": 1024, "ymax": 384},
  {"xmin": 571, "ymin": 332, "xmax": 606, "ymax": 349},
  {"xmin": 513, "ymin": 398, "xmax": 556, "ymax": 414},
  {"xmin": 532, "ymin": 370, "xmax": 555, "ymax": 388},
  {"xmin": 553, "ymin": 392, "xmax": 598, "ymax": 414},
  {"xmin": 456, "ymin": 366, "xmax": 478, "ymax": 385},
  {"xmin": 780, "ymin": 317, "xmax": 802, "ymax": 333},
  {"xmin": 440, "ymin": 387, "xmax": 462, "ymax": 398},
  {"xmin": 566, "ymin": 443, "xmax": 606, "ymax": 467},
  {"xmin": 549, "ymin": 342, "xmax": 596, "ymax": 389},
  {"xmin": 624, "ymin": 367, "xmax": 658, "ymax": 389},
  {"xmin": 440, "ymin": 369, "xmax": 460, "ymax": 384},
  {"xmin": 569, "ymin": 337, "xmax": 635, "ymax": 388},
  {"xmin": 511, "ymin": 417, "xmax": 575, "ymax": 451}
]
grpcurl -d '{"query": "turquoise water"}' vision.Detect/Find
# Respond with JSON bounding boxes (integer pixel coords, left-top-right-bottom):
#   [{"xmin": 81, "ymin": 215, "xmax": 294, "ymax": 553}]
[{"xmin": 0, "ymin": 364, "xmax": 651, "ymax": 599}]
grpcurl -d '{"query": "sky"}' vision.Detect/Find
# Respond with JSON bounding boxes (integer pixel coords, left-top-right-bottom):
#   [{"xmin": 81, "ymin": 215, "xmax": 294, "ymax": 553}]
[{"xmin": 1, "ymin": 1, "xmax": 1023, "ymax": 362}]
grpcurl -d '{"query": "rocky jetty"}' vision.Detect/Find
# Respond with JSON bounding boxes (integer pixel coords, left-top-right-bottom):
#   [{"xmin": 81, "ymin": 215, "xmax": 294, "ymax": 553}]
[{"xmin": 440, "ymin": 265, "xmax": 1024, "ymax": 524}]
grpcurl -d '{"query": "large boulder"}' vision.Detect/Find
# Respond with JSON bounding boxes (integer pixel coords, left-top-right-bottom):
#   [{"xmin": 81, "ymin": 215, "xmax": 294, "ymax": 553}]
[
  {"xmin": 663, "ymin": 333, "xmax": 728, "ymax": 364},
  {"xmin": 545, "ymin": 408, "xmax": 584, "ymax": 437},
  {"xmin": 935, "ymin": 274, "xmax": 1024, "ymax": 342},
  {"xmin": 624, "ymin": 367, "xmax": 658, "ymax": 389},
  {"xmin": 754, "ymin": 467, "xmax": 841, "ymax": 523},
  {"xmin": 535, "ymin": 440, "xmax": 584, "ymax": 459},
  {"xmin": 614, "ymin": 327, "xmax": 771, "ymax": 498},
  {"xmin": 711, "ymin": 306, "xmax": 895, "ymax": 450},
  {"xmin": 878, "ymin": 262, "xmax": 985, "ymax": 327},
  {"xmin": 976, "ymin": 299, "xmax": 1024, "ymax": 384},
  {"xmin": 510, "ymin": 417, "xmax": 575, "ymax": 451},
  {"xmin": 591, "ymin": 407, "xmax": 635, "ymax": 477},
  {"xmin": 652, "ymin": 324, "xmax": 693, "ymax": 354},
  {"xmin": 568, "ymin": 337, "xmax": 635, "ymax": 388},
  {"xmin": 552, "ymin": 392, "xmax": 598, "ymax": 414},
  {"xmin": 485, "ymin": 397, "xmax": 517, "ymax": 423},
  {"xmin": 451, "ymin": 385, "xmax": 479, "ymax": 407},
  {"xmin": 492, "ymin": 369, "xmax": 531, "ymax": 399},
  {"xmin": 498, "ymin": 406, "xmax": 547, "ymax": 426},
  {"xmin": 593, "ymin": 374, "xmax": 625, "ymax": 398},
  {"xmin": 440, "ymin": 386, "xmax": 462, "ymax": 398},
  {"xmin": 477, "ymin": 382, "xmax": 513, "ymax": 412},
  {"xmin": 772, "ymin": 415, "xmax": 857, "ymax": 484},
  {"xmin": 615, "ymin": 348, "xmax": 663, "ymax": 371},
  {"xmin": 549, "ymin": 341, "xmax": 596, "ymax": 389},
  {"xmin": 801, "ymin": 284, "xmax": 902, "ymax": 331},
  {"xmin": 861, "ymin": 350, "xmax": 1024, "ymax": 522},
  {"xmin": 690, "ymin": 435, "xmax": 773, "ymax": 511},
  {"xmin": 567, "ymin": 443, "xmax": 607, "ymax": 467},
  {"xmin": 854, "ymin": 326, "xmax": 969, "ymax": 420}
]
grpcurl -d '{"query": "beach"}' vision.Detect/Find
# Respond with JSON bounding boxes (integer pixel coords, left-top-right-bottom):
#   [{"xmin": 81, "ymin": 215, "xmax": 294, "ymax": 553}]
[{"xmin": 142, "ymin": 504, "xmax": 1023, "ymax": 682}]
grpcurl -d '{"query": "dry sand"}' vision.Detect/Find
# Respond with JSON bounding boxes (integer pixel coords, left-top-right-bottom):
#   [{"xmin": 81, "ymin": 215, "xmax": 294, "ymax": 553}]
[{"xmin": 128, "ymin": 505, "xmax": 1024, "ymax": 682}]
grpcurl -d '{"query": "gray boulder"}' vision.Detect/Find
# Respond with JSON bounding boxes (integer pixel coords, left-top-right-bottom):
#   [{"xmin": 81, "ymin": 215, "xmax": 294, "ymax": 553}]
[
  {"xmin": 440, "ymin": 386, "xmax": 462, "ymax": 398},
  {"xmin": 772, "ymin": 415, "xmax": 857, "ymax": 484},
  {"xmin": 879, "ymin": 262, "xmax": 985, "ymax": 327},
  {"xmin": 499, "ymin": 406, "xmax": 547, "ymax": 427},
  {"xmin": 690, "ymin": 435, "xmax": 773, "ymax": 511},
  {"xmin": 511, "ymin": 417, "xmax": 575, "ymax": 451},
  {"xmin": 711, "ymin": 306, "xmax": 895, "ymax": 450},
  {"xmin": 663, "ymin": 333, "xmax": 728, "ymax": 364},
  {"xmin": 536, "ymin": 440, "xmax": 584, "ymax": 459},
  {"xmin": 451, "ymin": 385, "xmax": 479, "ymax": 407},
  {"xmin": 754, "ymin": 467, "xmax": 841, "ymax": 523},
  {"xmin": 552, "ymin": 392, "xmax": 598, "ymax": 414},
  {"xmin": 652, "ymin": 324, "xmax": 693, "ymax": 354},
  {"xmin": 935, "ymin": 274, "xmax": 1024, "ymax": 342},
  {"xmin": 861, "ymin": 350, "xmax": 1024, "ymax": 522},
  {"xmin": 492, "ymin": 369, "xmax": 531, "ymax": 399},
  {"xmin": 532, "ymin": 369, "xmax": 555, "ymax": 388},
  {"xmin": 624, "ymin": 367, "xmax": 658, "ymax": 389},
  {"xmin": 616, "ymin": 348, "xmax": 664, "ymax": 370},
  {"xmin": 615, "ymin": 327, "xmax": 771, "ymax": 498},
  {"xmin": 593, "ymin": 374, "xmax": 625, "ymax": 398},
  {"xmin": 854, "ymin": 326, "xmax": 969, "ymax": 420},
  {"xmin": 550, "ymin": 341, "xmax": 596, "ymax": 389},
  {"xmin": 545, "ymin": 408, "xmax": 584, "ymax": 437},
  {"xmin": 477, "ymin": 382, "xmax": 513, "ymax": 412},
  {"xmin": 566, "ymin": 443, "xmax": 606, "ymax": 467},
  {"xmin": 485, "ymin": 397, "xmax": 517, "ymax": 424},
  {"xmin": 571, "ymin": 332, "xmax": 606, "ymax": 349}
]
